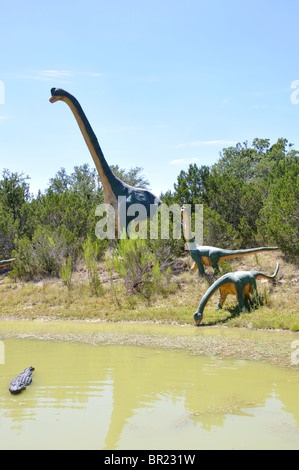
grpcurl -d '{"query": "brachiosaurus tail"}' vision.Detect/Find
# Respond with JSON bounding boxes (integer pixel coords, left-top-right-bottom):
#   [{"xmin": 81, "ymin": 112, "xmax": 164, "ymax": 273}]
[
  {"xmin": 255, "ymin": 262, "xmax": 279, "ymax": 280},
  {"xmin": 0, "ymin": 258, "xmax": 15, "ymax": 268},
  {"xmin": 194, "ymin": 275, "xmax": 230, "ymax": 321},
  {"xmin": 219, "ymin": 246, "xmax": 278, "ymax": 261}
]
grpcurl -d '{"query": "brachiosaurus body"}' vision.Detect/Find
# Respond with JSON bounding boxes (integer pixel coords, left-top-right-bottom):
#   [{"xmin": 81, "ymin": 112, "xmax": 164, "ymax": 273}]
[
  {"xmin": 50, "ymin": 88, "xmax": 161, "ymax": 238},
  {"xmin": 194, "ymin": 263, "xmax": 279, "ymax": 325},
  {"xmin": 181, "ymin": 207, "xmax": 278, "ymax": 275}
]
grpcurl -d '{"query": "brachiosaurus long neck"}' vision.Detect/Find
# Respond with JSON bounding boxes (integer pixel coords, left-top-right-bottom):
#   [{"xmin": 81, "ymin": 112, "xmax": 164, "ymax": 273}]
[
  {"xmin": 196, "ymin": 276, "xmax": 230, "ymax": 315},
  {"xmin": 181, "ymin": 208, "xmax": 197, "ymax": 250},
  {"xmin": 57, "ymin": 92, "xmax": 123, "ymax": 204}
]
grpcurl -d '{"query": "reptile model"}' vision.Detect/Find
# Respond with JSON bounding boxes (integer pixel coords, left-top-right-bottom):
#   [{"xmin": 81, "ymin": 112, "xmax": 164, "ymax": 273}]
[
  {"xmin": 193, "ymin": 263, "xmax": 279, "ymax": 325},
  {"xmin": 49, "ymin": 88, "xmax": 161, "ymax": 238},
  {"xmin": 181, "ymin": 206, "xmax": 278, "ymax": 275},
  {"xmin": 9, "ymin": 366, "xmax": 35, "ymax": 395},
  {"xmin": 0, "ymin": 259, "xmax": 15, "ymax": 268}
]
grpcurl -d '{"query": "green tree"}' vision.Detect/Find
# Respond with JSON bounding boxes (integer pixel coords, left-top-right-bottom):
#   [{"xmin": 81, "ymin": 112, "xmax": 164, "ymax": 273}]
[
  {"xmin": 172, "ymin": 164, "xmax": 210, "ymax": 208},
  {"xmin": 257, "ymin": 159, "xmax": 299, "ymax": 257}
]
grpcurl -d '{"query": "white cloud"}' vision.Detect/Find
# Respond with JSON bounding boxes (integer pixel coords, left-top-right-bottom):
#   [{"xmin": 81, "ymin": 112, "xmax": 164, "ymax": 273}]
[
  {"xmin": 170, "ymin": 157, "xmax": 200, "ymax": 165},
  {"xmin": 176, "ymin": 140, "xmax": 236, "ymax": 149},
  {"xmin": 84, "ymin": 72, "xmax": 104, "ymax": 77},
  {"xmin": 20, "ymin": 70, "xmax": 73, "ymax": 82},
  {"xmin": 41, "ymin": 70, "xmax": 73, "ymax": 78},
  {"xmin": 20, "ymin": 70, "xmax": 104, "ymax": 82}
]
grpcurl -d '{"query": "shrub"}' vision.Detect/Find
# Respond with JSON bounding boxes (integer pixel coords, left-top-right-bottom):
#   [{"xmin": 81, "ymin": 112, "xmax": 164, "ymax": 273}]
[
  {"xmin": 10, "ymin": 225, "xmax": 74, "ymax": 280},
  {"xmin": 83, "ymin": 236, "xmax": 103, "ymax": 296},
  {"xmin": 59, "ymin": 256, "xmax": 73, "ymax": 290},
  {"xmin": 112, "ymin": 237, "xmax": 178, "ymax": 302}
]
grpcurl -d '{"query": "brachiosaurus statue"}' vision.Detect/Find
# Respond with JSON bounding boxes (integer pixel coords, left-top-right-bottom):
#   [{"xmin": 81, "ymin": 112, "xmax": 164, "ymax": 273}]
[
  {"xmin": 49, "ymin": 88, "xmax": 161, "ymax": 238},
  {"xmin": 193, "ymin": 263, "xmax": 279, "ymax": 325},
  {"xmin": 181, "ymin": 206, "xmax": 278, "ymax": 275}
]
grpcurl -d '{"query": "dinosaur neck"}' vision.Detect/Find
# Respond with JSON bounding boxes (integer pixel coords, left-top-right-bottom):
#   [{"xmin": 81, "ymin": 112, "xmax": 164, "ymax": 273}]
[
  {"xmin": 61, "ymin": 94, "xmax": 122, "ymax": 204},
  {"xmin": 197, "ymin": 277, "xmax": 227, "ymax": 315},
  {"xmin": 182, "ymin": 210, "xmax": 197, "ymax": 250}
]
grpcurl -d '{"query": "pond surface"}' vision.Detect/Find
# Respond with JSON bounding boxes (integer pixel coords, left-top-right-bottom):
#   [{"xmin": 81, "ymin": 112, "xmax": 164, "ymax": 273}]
[{"xmin": 0, "ymin": 326, "xmax": 299, "ymax": 450}]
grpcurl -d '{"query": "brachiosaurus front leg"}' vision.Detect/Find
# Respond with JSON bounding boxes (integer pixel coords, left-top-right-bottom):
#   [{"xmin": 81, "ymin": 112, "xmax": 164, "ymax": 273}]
[
  {"xmin": 216, "ymin": 288, "xmax": 228, "ymax": 310},
  {"xmin": 191, "ymin": 251, "xmax": 205, "ymax": 276}
]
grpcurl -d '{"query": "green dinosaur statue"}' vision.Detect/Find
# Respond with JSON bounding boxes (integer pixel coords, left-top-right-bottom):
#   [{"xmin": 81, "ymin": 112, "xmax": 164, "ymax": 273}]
[
  {"xmin": 193, "ymin": 262, "xmax": 279, "ymax": 325},
  {"xmin": 0, "ymin": 259, "xmax": 15, "ymax": 268},
  {"xmin": 49, "ymin": 88, "xmax": 161, "ymax": 238},
  {"xmin": 181, "ymin": 207, "xmax": 278, "ymax": 275}
]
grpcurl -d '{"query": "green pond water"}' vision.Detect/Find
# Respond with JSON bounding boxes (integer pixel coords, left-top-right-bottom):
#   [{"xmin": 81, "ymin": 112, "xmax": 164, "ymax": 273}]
[{"xmin": 0, "ymin": 321, "xmax": 298, "ymax": 450}]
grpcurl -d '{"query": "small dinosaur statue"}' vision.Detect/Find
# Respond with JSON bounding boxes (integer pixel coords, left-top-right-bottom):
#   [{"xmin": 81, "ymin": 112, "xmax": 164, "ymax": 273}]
[
  {"xmin": 193, "ymin": 263, "xmax": 279, "ymax": 325},
  {"xmin": 9, "ymin": 366, "xmax": 35, "ymax": 395},
  {"xmin": 0, "ymin": 259, "xmax": 15, "ymax": 268},
  {"xmin": 181, "ymin": 206, "xmax": 278, "ymax": 275},
  {"xmin": 50, "ymin": 88, "xmax": 161, "ymax": 238}
]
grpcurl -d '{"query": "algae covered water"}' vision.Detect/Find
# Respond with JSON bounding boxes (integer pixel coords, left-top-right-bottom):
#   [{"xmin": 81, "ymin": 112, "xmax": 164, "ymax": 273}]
[{"xmin": 0, "ymin": 324, "xmax": 299, "ymax": 450}]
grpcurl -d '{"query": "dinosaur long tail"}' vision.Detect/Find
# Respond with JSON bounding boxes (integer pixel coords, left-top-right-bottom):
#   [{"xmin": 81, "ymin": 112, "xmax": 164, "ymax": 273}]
[
  {"xmin": 0, "ymin": 259, "xmax": 15, "ymax": 268},
  {"xmin": 219, "ymin": 247, "xmax": 278, "ymax": 261},
  {"xmin": 255, "ymin": 262, "xmax": 279, "ymax": 280}
]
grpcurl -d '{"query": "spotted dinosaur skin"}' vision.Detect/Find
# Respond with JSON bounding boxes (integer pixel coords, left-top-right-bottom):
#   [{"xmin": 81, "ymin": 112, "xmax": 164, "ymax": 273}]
[
  {"xmin": 9, "ymin": 367, "xmax": 35, "ymax": 395},
  {"xmin": 181, "ymin": 207, "xmax": 278, "ymax": 275},
  {"xmin": 193, "ymin": 263, "xmax": 279, "ymax": 325},
  {"xmin": 50, "ymin": 88, "xmax": 161, "ymax": 238}
]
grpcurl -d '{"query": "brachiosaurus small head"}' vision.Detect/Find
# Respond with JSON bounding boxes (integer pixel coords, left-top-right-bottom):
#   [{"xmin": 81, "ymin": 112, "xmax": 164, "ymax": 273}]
[{"xmin": 49, "ymin": 88, "xmax": 69, "ymax": 103}]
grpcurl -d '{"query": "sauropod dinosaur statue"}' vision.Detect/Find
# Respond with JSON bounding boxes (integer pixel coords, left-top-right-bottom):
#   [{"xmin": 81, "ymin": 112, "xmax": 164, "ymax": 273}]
[
  {"xmin": 0, "ymin": 259, "xmax": 15, "ymax": 268},
  {"xmin": 181, "ymin": 206, "xmax": 278, "ymax": 275},
  {"xmin": 49, "ymin": 88, "xmax": 161, "ymax": 238},
  {"xmin": 193, "ymin": 263, "xmax": 279, "ymax": 325}
]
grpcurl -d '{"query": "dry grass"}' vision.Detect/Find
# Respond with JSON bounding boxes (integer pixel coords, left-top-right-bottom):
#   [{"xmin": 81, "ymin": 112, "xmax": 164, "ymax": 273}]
[{"xmin": 0, "ymin": 250, "xmax": 298, "ymax": 331}]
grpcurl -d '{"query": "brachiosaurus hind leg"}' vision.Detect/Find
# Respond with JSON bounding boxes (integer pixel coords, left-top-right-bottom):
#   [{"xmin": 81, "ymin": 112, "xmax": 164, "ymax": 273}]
[
  {"xmin": 210, "ymin": 254, "xmax": 220, "ymax": 275},
  {"xmin": 191, "ymin": 262, "xmax": 198, "ymax": 272},
  {"xmin": 237, "ymin": 283, "xmax": 247, "ymax": 313}
]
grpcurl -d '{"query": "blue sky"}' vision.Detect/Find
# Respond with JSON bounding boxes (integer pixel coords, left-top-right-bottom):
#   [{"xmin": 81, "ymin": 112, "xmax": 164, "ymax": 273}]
[{"xmin": 0, "ymin": 0, "xmax": 299, "ymax": 197}]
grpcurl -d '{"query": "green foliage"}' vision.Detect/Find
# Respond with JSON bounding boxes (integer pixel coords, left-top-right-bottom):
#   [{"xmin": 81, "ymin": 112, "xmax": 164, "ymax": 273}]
[
  {"xmin": 257, "ymin": 159, "xmax": 299, "ymax": 257},
  {"xmin": 172, "ymin": 164, "xmax": 210, "ymax": 208},
  {"xmin": 1, "ymin": 139, "xmax": 298, "ymax": 282},
  {"xmin": 83, "ymin": 237, "xmax": 103, "ymax": 296},
  {"xmin": 59, "ymin": 256, "xmax": 73, "ymax": 290},
  {"xmin": 203, "ymin": 206, "xmax": 242, "ymax": 249},
  {"xmin": 10, "ymin": 226, "xmax": 72, "ymax": 280},
  {"xmin": 166, "ymin": 138, "xmax": 298, "ymax": 255},
  {"xmin": 110, "ymin": 165, "xmax": 150, "ymax": 188},
  {"xmin": 113, "ymin": 237, "xmax": 156, "ymax": 294},
  {"xmin": 112, "ymin": 237, "xmax": 175, "ymax": 302}
]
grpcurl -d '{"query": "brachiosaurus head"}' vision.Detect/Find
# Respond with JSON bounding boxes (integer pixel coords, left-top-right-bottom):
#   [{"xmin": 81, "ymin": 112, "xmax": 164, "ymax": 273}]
[{"xmin": 49, "ymin": 88, "xmax": 69, "ymax": 103}]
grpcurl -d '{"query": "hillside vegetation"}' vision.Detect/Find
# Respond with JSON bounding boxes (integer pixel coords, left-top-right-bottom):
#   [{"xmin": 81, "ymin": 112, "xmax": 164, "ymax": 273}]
[{"xmin": 0, "ymin": 138, "xmax": 298, "ymax": 330}]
